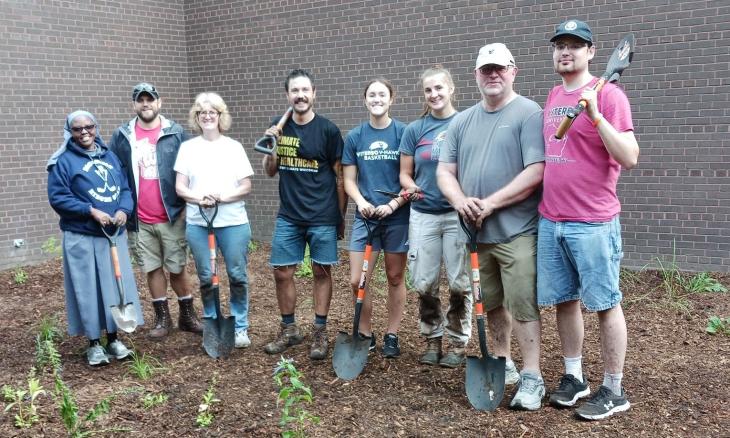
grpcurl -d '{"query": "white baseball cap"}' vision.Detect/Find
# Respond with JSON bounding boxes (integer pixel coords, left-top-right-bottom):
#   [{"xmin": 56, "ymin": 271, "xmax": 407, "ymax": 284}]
[{"xmin": 475, "ymin": 43, "xmax": 516, "ymax": 69}]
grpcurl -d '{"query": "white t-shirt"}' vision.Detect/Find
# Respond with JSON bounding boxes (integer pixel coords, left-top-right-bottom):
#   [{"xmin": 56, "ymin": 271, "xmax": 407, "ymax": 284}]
[{"xmin": 174, "ymin": 135, "xmax": 254, "ymax": 227}]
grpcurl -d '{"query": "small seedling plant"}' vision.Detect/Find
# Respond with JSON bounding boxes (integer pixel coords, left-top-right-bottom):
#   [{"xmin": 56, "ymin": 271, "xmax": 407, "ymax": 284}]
[
  {"xmin": 141, "ymin": 392, "xmax": 169, "ymax": 409},
  {"xmin": 196, "ymin": 375, "xmax": 220, "ymax": 428},
  {"xmin": 42, "ymin": 236, "xmax": 62, "ymax": 257},
  {"xmin": 2, "ymin": 369, "xmax": 46, "ymax": 428},
  {"xmin": 273, "ymin": 357, "xmax": 319, "ymax": 438},
  {"xmin": 706, "ymin": 316, "xmax": 730, "ymax": 336},
  {"xmin": 13, "ymin": 267, "xmax": 28, "ymax": 285},
  {"xmin": 126, "ymin": 351, "xmax": 164, "ymax": 380}
]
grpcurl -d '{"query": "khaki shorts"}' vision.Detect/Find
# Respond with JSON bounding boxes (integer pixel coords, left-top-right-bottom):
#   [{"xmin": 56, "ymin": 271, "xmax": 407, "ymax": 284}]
[
  {"xmin": 478, "ymin": 234, "xmax": 539, "ymax": 322},
  {"xmin": 134, "ymin": 218, "xmax": 188, "ymax": 274}
]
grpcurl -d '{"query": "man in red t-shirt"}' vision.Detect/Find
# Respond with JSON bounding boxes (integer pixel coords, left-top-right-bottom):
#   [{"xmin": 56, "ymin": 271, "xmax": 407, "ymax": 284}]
[
  {"xmin": 538, "ymin": 20, "xmax": 639, "ymax": 420},
  {"xmin": 109, "ymin": 83, "xmax": 201, "ymax": 339}
]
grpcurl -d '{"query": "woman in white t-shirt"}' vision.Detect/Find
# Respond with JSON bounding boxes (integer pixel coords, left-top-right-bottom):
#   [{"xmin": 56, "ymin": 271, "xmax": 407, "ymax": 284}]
[{"xmin": 174, "ymin": 92, "xmax": 254, "ymax": 349}]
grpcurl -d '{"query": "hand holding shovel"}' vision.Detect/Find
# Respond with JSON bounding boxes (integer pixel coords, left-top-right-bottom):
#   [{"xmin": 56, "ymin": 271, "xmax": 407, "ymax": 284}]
[{"xmin": 254, "ymin": 107, "xmax": 293, "ymax": 155}]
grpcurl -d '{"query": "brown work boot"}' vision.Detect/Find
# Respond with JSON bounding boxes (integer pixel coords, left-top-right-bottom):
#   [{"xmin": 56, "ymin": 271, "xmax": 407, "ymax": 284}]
[
  {"xmin": 439, "ymin": 342, "xmax": 466, "ymax": 368},
  {"xmin": 178, "ymin": 298, "xmax": 203, "ymax": 334},
  {"xmin": 309, "ymin": 323, "xmax": 328, "ymax": 360},
  {"xmin": 264, "ymin": 322, "xmax": 304, "ymax": 354},
  {"xmin": 419, "ymin": 336, "xmax": 442, "ymax": 365},
  {"xmin": 148, "ymin": 300, "xmax": 172, "ymax": 339}
]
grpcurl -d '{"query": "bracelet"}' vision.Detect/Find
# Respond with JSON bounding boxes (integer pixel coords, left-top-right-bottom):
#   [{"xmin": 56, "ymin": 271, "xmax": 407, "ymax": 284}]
[{"xmin": 592, "ymin": 114, "xmax": 603, "ymax": 128}]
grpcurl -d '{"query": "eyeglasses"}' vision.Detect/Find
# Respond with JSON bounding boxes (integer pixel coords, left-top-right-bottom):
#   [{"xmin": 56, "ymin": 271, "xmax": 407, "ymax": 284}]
[
  {"xmin": 198, "ymin": 110, "xmax": 220, "ymax": 118},
  {"xmin": 70, "ymin": 125, "xmax": 96, "ymax": 133},
  {"xmin": 552, "ymin": 42, "xmax": 589, "ymax": 51},
  {"xmin": 477, "ymin": 65, "xmax": 512, "ymax": 75}
]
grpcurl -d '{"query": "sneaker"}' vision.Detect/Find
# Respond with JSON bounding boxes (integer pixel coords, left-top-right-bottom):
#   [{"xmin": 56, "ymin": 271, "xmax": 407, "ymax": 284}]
[
  {"xmin": 309, "ymin": 324, "xmax": 328, "ymax": 360},
  {"xmin": 509, "ymin": 372, "xmax": 546, "ymax": 411},
  {"xmin": 264, "ymin": 322, "xmax": 304, "ymax": 354},
  {"xmin": 419, "ymin": 336, "xmax": 442, "ymax": 365},
  {"xmin": 235, "ymin": 330, "xmax": 251, "ymax": 348},
  {"xmin": 575, "ymin": 385, "xmax": 630, "ymax": 420},
  {"xmin": 549, "ymin": 374, "xmax": 591, "ymax": 408},
  {"xmin": 107, "ymin": 340, "xmax": 132, "ymax": 360},
  {"xmin": 87, "ymin": 344, "xmax": 111, "ymax": 366},
  {"xmin": 382, "ymin": 333, "xmax": 401, "ymax": 358},
  {"xmin": 505, "ymin": 361, "xmax": 520, "ymax": 385}
]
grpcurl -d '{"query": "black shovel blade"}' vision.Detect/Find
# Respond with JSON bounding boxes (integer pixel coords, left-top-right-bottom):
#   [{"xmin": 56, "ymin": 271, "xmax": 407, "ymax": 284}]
[
  {"xmin": 202, "ymin": 315, "xmax": 235, "ymax": 359},
  {"xmin": 465, "ymin": 354, "xmax": 506, "ymax": 411},
  {"xmin": 332, "ymin": 331, "xmax": 370, "ymax": 380}
]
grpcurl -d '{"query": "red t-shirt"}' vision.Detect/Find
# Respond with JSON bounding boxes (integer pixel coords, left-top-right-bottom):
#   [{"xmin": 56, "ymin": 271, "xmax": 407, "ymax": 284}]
[
  {"xmin": 540, "ymin": 79, "xmax": 634, "ymax": 222},
  {"xmin": 135, "ymin": 123, "xmax": 168, "ymax": 224}
]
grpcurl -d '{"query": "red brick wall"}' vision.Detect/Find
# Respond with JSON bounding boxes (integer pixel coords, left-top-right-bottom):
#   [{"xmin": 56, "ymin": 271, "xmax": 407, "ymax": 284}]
[{"xmin": 3, "ymin": 1, "xmax": 729, "ymax": 272}]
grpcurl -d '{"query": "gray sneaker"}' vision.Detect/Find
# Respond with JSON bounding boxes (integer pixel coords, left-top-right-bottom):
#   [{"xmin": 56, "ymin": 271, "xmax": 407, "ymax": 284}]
[
  {"xmin": 107, "ymin": 340, "xmax": 132, "ymax": 360},
  {"xmin": 509, "ymin": 372, "xmax": 546, "ymax": 411},
  {"xmin": 575, "ymin": 385, "xmax": 630, "ymax": 420},
  {"xmin": 505, "ymin": 361, "xmax": 520, "ymax": 385},
  {"xmin": 87, "ymin": 344, "xmax": 111, "ymax": 366}
]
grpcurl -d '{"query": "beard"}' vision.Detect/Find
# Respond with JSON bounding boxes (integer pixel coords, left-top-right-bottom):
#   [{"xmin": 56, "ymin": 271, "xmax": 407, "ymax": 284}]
[
  {"xmin": 292, "ymin": 98, "xmax": 313, "ymax": 114},
  {"xmin": 137, "ymin": 108, "xmax": 159, "ymax": 123}
]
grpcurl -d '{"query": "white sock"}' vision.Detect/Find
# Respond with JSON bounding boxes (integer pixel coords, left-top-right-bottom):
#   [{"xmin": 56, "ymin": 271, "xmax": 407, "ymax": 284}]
[
  {"xmin": 603, "ymin": 372, "xmax": 623, "ymax": 396},
  {"xmin": 177, "ymin": 295, "xmax": 192, "ymax": 301},
  {"xmin": 151, "ymin": 297, "xmax": 167, "ymax": 303},
  {"xmin": 506, "ymin": 359, "xmax": 516, "ymax": 371},
  {"xmin": 564, "ymin": 356, "xmax": 583, "ymax": 383}
]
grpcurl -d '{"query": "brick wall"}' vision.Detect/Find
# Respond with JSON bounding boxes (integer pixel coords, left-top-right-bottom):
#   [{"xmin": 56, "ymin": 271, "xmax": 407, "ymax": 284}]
[{"xmin": 2, "ymin": 0, "xmax": 728, "ymax": 272}]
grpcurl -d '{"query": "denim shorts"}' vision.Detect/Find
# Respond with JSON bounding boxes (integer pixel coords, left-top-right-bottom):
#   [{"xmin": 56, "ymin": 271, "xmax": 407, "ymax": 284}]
[
  {"xmin": 537, "ymin": 216, "xmax": 623, "ymax": 312},
  {"xmin": 348, "ymin": 216, "xmax": 408, "ymax": 253},
  {"xmin": 270, "ymin": 217, "xmax": 339, "ymax": 266}
]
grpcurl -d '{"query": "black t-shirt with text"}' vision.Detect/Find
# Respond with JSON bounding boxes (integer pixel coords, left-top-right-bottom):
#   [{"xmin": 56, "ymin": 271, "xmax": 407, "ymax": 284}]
[{"xmin": 274, "ymin": 113, "xmax": 343, "ymax": 226}]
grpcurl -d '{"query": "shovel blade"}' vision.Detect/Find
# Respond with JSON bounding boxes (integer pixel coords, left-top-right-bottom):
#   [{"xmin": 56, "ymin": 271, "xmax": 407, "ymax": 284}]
[
  {"xmin": 465, "ymin": 355, "xmax": 506, "ymax": 411},
  {"xmin": 202, "ymin": 316, "xmax": 235, "ymax": 359},
  {"xmin": 111, "ymin": 304, "xmax": 137, "ymax": 334},
  {"xmin": 332, "ymin": 331, "xmax": 370, "ymax": 380}
]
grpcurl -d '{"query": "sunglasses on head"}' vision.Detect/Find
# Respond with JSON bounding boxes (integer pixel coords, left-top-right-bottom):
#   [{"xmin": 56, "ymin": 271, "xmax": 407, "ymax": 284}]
[{"xmin": 71, "ymin": 124, "xmax": 96, "ymax": 133}]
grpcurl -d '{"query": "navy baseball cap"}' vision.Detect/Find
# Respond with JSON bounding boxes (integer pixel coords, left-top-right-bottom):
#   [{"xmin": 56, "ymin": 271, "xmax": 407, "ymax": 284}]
[
  {"xmin": 132, "ymin": 82, "xmax": 160, "ymax": 101},
  {"xmin": 550, "ymin": 19, "xmax": 593, "ymax": 44}
]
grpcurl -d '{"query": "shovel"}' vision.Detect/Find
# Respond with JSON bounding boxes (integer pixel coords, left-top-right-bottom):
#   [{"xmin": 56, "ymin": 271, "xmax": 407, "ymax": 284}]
[
  {"xmin": 333, "ymin": 219, "xmax": 379, "ymax": 380},
  {"xmin": 254, "ymin": 107, "xmax": 293, "ymax": 155},
  {"xmin": 199, "ymin": 203, "xmax": 235, "ymax": 359},
  {"xmin": 459, "ymin": 216, "xmax": 506, "ymax": 411},
  {"xmin": 101, "ymin": 224, "xmax": 138, "ymax": 334}
]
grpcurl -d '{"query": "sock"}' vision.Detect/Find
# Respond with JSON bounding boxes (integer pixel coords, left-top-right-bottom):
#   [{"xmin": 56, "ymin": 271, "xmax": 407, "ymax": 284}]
[
  {"xmin": 603, "ymin": 372, "xmax": 623, "ymax": 396},
  {"xmin": 89, "ymin": 338, "xmax": 100, "ymax": 347},
  {"xmin": 177, "ymin": 295, "xmax": 192, "ymax": 301},
  {"xmin": 281, "ymin": 313, "xmax": 295, "ymax": 325},
  {"xmin": 314, "ymin": 314, "xmax": 327, "ymax": 326},
  {"xmin": 152, "ymin": 297, "xmax": 167, "ymax": 302},
  {"xmin": 564, "ymin": 356, "xmax": 584, "ymax": 383},
  {"xmin": 106, "ymin": 332, "xmax": 118, "ymax": 344}
]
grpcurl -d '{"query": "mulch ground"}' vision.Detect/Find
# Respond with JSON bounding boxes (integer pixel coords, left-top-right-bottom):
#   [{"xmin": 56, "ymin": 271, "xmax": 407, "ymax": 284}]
[{"xmin": 1, "ymin": 243, "xmax": 728, "ymax": 437}]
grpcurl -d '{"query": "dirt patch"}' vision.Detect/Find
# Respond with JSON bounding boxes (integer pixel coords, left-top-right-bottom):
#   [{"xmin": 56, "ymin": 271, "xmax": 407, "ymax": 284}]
[{"xmin": 1, "ymin": 244, "xmax": 728, "ymax": 436}]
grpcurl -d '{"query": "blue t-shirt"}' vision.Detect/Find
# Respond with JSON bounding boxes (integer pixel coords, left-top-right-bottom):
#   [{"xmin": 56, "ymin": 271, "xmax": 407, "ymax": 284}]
[
  {"xmin": 275, "ymin": 113, "xmax": 344, "ymax": 226},
  {"xmin": 342, "ymin": 119, "xmax": 408, "ymax": 225},
  {"xmin": 398, "ymin": 113, "xmax": 456, "ymax": 214}
]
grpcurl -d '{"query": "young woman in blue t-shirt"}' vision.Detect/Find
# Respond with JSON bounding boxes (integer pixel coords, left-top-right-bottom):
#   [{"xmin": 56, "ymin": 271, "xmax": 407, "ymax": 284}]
[{"xmin": 342, "ymin": 78, "xmax": 408, "ymax": 358}]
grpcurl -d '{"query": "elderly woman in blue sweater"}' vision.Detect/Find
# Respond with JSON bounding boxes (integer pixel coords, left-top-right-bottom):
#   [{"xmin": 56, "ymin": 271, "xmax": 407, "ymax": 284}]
[{"xmin": 47, "ymin": 110, "xmax": 143, "ymax": 366}]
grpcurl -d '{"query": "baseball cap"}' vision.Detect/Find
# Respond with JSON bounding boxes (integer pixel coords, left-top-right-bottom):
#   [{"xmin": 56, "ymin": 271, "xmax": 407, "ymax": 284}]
[
  {"xmin": 475, "ymin": 43, "xmax": 516, "ymax": 70},
  {"xmin": 550, "ymin": 19, "xmax": 593, "ymax": 44},
  {"xmin": 132, "ymin": 82, "xmax": 159, "ymax": 101}
]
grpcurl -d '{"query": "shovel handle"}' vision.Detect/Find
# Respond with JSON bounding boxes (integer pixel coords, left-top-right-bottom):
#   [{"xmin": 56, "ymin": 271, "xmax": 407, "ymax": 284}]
[
  {"xmin": 255, "ymin": 107, "xmax": 293, "ymax": 155},
  {"xmin": 554, "ymin": 77, "xmax": 608, "ymax": 139}
]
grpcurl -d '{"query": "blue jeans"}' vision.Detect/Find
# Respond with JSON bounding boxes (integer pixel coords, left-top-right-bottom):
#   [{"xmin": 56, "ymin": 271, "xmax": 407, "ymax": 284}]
[
  {"xmin": 269, "ymin": 217, "xmax": 338, "ymax": 266},
  {"xmin": 187, "ymin": 223, "xmax": 251, "ymax": 331},
  {"xmin": 537, "ymin": 216, "xmax": 623, "ymax": 312}
]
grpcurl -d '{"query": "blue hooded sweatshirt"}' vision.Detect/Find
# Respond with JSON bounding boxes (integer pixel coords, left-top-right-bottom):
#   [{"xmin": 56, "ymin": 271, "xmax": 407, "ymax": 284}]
[{"xmin": 47, "ymin": 138, "xmax": 133, "ymax": 237}]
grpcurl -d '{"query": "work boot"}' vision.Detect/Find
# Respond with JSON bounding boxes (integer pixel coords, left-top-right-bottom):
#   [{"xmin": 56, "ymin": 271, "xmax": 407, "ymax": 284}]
[
  {"xmin": 439, "ymin": 342, "xmax": 465, "ymax": 368},
  {"xmin": 309, "ymin": 323, "xmax": 328, "ymax": 360},
  {"xmin": 419, "ymin": 336, "xmax": 442, "ymax": 365},
  {"xmin": 264, "ymin": 322, "xmax": 304, "ymax": 354},
  {"xmin": 178, "ymin": 298, "xmax": 203, "ymax": 334},
  {"xmin": 148, "ymin": 300, "xmax": 172, "ymax": 339}
]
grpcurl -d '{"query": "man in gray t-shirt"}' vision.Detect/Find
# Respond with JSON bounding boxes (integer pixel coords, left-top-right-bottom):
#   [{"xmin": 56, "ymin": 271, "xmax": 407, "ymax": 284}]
[{"xmin": 437, "ymin": 43, "xmax": 546, "ymax": 411}]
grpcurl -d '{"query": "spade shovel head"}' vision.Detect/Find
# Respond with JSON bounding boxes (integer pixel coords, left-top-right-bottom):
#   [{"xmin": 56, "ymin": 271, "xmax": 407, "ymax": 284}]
[
  {"xmin": 110, "ymin": 303, "xmax": 138, "ymax": 334},
  {"xmin": 201, "ymin": 288, "xmax": 235, "ymax": 359},
  {"xmin": 465, "ymin": 354, "xmax": 506, "ymax": 411},
  {"xmin": 332, "ymin": 331, "xmax": 371, "ymax": 380}
]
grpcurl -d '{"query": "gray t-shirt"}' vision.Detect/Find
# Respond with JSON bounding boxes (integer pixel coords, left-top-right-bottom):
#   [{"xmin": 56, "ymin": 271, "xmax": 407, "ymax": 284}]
[{"xmin": 442, "ymin": 95, "xmax": 545, "ymax": 243}]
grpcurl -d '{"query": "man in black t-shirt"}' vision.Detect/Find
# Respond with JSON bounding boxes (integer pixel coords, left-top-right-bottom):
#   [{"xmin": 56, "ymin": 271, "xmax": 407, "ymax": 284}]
[{"xmin": 262, "ymin": 69, "xmax": 347, "ymax": 360}]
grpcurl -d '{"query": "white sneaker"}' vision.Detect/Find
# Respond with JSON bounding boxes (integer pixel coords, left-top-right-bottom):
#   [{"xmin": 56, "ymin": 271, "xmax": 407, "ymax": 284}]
[
  {"xmin": 509, "ymin": 372, "xmax": 546, "ymax": 411},
  {"xmin": 107, "ymin": 340, "xmax": 132, "ymax": 360},
  {"xmin": 505, "ymin": 361, "xmax": 520, "ymax": 385},
  {"xmin": 87, "ymin": 344, "xmax": 111, "ymax": 366},
  {"xmin": 235, "ymin": 330, "xmax": 251, "ymax": 348}
]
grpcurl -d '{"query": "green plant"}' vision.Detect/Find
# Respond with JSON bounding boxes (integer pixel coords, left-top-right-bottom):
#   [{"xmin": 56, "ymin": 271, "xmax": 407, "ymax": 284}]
[
  {"xmin": 13, "ymin": 267, "xmax": 28, "ymax": 285},
  {"xmin": 248, "ymin": 239, "xmax": 259, "ymax": 252},
  {"xmin": 295, "ymin": 245, "xmax": 313, "ymax": 278},
  {"xmin": 35, "ymin": 314, "xmax": 63, "ymax": 372},
  {"xmin": 141, "ymin": 392, "xmax": 168, "ymax": 409},
  {"xmin": 196, "ymin": 375, "xmax": 220, "ymax": 428},
  {"xmin": 2, "ymin": 369, "xmax": 46, "ymax": 428},
  {"xmin": 125, "ymin": 351, "xmax": 164, "ymax": 380},
  {"xmin": 684, "ymin": 272, "xmax": 728, "ymax": 294},
  {"xmin": 84, "ymin": 394, "xmax": 114, "ymax": 424},
  {"xmin": 42, "ymin": 236, "xmax": 62, "ymax": 257},
  {"xmin": 654, "ymin": 245, "xmax": 691, "ymax": 315},
  {"xmin": 405, "ymin": 268, "xmax": 414, "ymax": 291},
  {"xmin": 273, "ymin": 357, "xmax": 319, "ymax": 438},
  {"xmin": 706, "ymin": 316, "xmax": 730, "ymax": 335}
]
